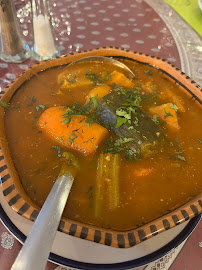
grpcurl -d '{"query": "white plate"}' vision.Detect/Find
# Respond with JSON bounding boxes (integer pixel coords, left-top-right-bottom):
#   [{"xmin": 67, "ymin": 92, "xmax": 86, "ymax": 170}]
[{"xmin": 0, "ymin": 187, "xmax": 200, "ymax": 269}]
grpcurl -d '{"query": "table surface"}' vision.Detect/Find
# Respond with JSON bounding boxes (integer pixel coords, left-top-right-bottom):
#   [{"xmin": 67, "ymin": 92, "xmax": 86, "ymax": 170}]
[{"xmin": 0, "ymin": 0, "xmax": 202, "ymax": 269}]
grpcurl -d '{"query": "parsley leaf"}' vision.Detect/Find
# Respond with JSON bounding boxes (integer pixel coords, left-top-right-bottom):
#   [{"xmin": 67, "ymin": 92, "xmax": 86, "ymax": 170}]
[
  {"xmin": 35, "ymin": 104, "xmax": 46, "ymax": 112},
  {"xmin": 115, "ymin": 117, "xmax": 128, "ymax": 128},
  {"xmin": 144, "ymin": 70, "xmax": 153, "ymax": 76},
  {"xmin": 90, "ymin": 95, "xmax": 98, "ymax": 109},
  {"xmin": 177, "ymin": 155, "xmax": 186, "ymax": 162},
  {"xmin": 68, "ymin": 132, "xmax": 78, "ymax": 144},
  {"xmin": 51, "ymin": 145, "xmax": 62, "ymax": 157},
  {"xmin": 169, "ymin": 103, "xmax": 178, "ymax": 112},
  {"xmin": 0, "ymin": 101, "xmax": 9, "ymax": 109},
  {"xmin": 163, "ymin": 107, "xmax": 173, "ymax": 118},
  {"xmin": 85, "ymin": 73, "xmax": 104, "ymax": 86},
  {"xmin": 28, "ymin": 96, "xmax": 36, "ymax": 106}
]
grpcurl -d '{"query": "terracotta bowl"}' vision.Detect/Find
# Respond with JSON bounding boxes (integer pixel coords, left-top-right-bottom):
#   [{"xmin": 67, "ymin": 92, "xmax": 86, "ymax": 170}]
[{"xmin": 0, "ymin": 47, "xmax": 202, "ymax": 249}]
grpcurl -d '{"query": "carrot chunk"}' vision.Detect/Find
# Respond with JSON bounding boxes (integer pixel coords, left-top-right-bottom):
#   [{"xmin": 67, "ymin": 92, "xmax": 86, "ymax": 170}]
[
  {"xmin": 38, "ymin": 106, "xmax": 109, "ymax": 155},
  {"xmin": 149, "ymin": 103, "xmax": 180, "ymax": 130},
  {"xmin": 85, "ymin": 85, "xmax": 111, "ymax": 104},
  {"xmin": 107, "ymin": 70, "xmax": 134, "ymax": 88}
]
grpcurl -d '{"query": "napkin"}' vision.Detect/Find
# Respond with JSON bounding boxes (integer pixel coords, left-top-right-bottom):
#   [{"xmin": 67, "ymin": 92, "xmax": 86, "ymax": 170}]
[{"xmin": 164, "ymin": 0, "xmax": 202, "ymax": 36}]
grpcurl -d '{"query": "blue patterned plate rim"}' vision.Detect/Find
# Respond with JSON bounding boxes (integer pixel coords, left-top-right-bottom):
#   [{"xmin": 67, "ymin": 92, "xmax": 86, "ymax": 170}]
[{"xmin": 0, "ymin": 203, "xmax": 200, "ymax": 270}]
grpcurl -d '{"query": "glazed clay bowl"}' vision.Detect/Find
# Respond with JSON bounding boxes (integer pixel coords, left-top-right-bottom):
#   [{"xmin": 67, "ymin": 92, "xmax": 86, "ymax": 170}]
[{"xmin": 0, "ymin": 47, "xmax": 202, "ymax": 249}]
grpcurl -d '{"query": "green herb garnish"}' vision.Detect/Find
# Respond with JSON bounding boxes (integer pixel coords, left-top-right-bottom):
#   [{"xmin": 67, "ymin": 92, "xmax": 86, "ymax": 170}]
[
  {"xmin": 68, "ymin": 132, "xmax": 78, "ymax": 144},
  {"xmin": 163, "ymin": 107, "xmax": 173, "ymax": 118},
  {"xmin": 169, "ymin": 103, "xmax": 178, "ymax": 112},
  {"xmin": 144, "ymin": 70, "xmax": 153, "ymax": 76},
  {"xmin": 90, "ymin": 95, "xmax": 98, "ymax": 109},
  {"xmin": 51, "ymin": 145, "xmax": 62, "ymax": 157},
  {"xmin": 35, "ymin": 104, "xmax": 46, "ymax": 112},
  {"xmin": 85, "ymin": 73, "xmax": 104, "ymax": 86},
  {"xmin": 0, "ymin": 100, "xmax": 9, "ymax": 109},
  {"xmin": 28, "ymin": 96, "xmax": 36, "ymax": 106}
]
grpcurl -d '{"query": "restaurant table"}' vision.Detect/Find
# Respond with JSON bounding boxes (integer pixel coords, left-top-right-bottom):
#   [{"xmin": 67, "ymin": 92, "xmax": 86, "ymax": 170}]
[{"xmin": 0, "ymin": 0, "xmax": 202, "ymax": 269}]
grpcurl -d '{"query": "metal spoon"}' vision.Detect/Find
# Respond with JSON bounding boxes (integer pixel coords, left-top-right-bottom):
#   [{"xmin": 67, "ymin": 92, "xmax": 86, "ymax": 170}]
[
  {"xmin": 66, "ymin": 55, "xmax": 136, "ymax": 78},
  {"xmin": 11, "ymin": 170, "xmax": 75, "ymax": 270}
]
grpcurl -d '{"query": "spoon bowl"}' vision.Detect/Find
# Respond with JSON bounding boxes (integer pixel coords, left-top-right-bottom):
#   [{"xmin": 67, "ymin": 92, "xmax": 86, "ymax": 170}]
[{"xmin": 66, "ymin": 55, "xmax": 136, "ymax": 79}]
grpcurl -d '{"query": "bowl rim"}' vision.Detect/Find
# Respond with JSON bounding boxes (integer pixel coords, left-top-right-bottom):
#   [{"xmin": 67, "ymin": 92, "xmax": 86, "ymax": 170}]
[
  {"xmin": 0, "ymin": 201, "xmax": 200, "ymax": 269},
  {"xmin": 0, "ymin": 47, "xmax": 202, "ymax": 248}
]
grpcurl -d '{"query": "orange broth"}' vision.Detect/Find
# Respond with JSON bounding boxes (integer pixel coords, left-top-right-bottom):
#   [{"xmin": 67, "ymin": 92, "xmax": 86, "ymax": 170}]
[{"xmin": 4, "ymin": 59, "xmax": 202, "ymax": 230}]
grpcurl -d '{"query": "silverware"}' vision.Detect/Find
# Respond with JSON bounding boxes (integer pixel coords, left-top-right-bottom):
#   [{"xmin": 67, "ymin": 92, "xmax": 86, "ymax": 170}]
[
  {"xmin": 11, "ymin": 171, "xmax": 74, "ymax": 270},
  {"xmin": 67, "ymin": 56, "xmax": 136, "ymax": 78}
]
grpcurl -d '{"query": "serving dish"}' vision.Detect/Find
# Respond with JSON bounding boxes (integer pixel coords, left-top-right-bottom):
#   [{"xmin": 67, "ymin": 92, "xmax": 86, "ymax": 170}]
[
  {"xmin": 0, "ymin": 47, "xmax": 202, "ymax": 249},
  {"xmin": 0, "ymin": 185, "xmax": 200, "ymax": 269}
]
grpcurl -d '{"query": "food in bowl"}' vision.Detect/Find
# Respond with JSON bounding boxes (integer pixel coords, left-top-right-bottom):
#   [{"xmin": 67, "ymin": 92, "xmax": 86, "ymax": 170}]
[{"xmin": 0, "ymin": 49, "xmax": 202, "ymax": 248}]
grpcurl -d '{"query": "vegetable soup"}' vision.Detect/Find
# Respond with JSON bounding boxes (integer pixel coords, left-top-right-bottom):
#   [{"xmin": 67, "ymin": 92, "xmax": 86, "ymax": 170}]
[{"xmin": 3, "ymin": 58, "xmax": 202, "ymax": 230}]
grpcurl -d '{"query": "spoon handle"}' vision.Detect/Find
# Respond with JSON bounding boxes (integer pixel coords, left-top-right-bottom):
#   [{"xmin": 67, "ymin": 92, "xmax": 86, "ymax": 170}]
[{"xmin": 11, "ymin": 172, "xmax": 74, "ymax": 270}]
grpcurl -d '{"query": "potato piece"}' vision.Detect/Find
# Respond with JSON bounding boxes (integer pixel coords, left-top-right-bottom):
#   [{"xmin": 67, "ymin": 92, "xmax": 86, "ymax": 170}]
[
  {"xmin": 85, "ymin": 85, "xmax": 111, "ymax": 104},
  {"xmin": 58, "ymin": 68, "xmax": 93, "ymax": 91},
  {"xmin": 107, "ymin": 70, "xmax": 134, "ymax": 88},
  {"xmin": 38, "ymin": 107, "xmax": 109, "ymax": 155},
  {"xmin": 60, "ymin": 78, "xmax": 92, "ymax": 90},
  {"xmin": 149, "ymin": 103, "xmax": 180, "ymax": 130}
]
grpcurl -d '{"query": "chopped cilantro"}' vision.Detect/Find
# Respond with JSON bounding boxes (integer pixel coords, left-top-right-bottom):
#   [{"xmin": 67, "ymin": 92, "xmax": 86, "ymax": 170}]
[
  {"xmin": 175, "ymin": 150, "xmax": 186, "ymax": 162},
  {"xmin": 90, "ymin": 95, "xmax": 98, "ymax": 109},
  {"xmin": 28, "ymin": 96, "xmax": 36, "ymax": 106},
  {"xmin": 85, "ymin": 73, "xmax": 104, "ymax": 86},
  {"xmin": 115, "ymin": 137, "xmax": 134, "ymax": 146},
  {"xmin": 115, "ymin": 117, "xmax": 127, "ymax": 128},
  {"xmin": 169, "ymin": 103, "xmax": 178, "ymax": 112},
  {"xmin": 177, "ymin": 155, "xmax": 186, "ymax": 162},
  {"xmin": 51, "ymin": 145, "xmax": 62, "ymax": 157},
  {"xmin": 199, "ymin": 138, "xmax": 202, "ymax": 144},
  {"xmin": 113, "ymin": 85, "xmax": 126, "ymax": 92},
  {"xmin": 135, "ymin": 86, "xmax": 142, "ymax": 91},
  {"xmin": 35, "ymin": 104, "xmax": 46, "ymax": 112},
  {"xmin": 163, "ymin": 107, "xmax": 173, "ymax": 118},
  {"xmin": 0, "ymin": 100, "xmax": 9, "ymax": 109},
  {"xmin": 63, "ymin": 118, "xmax": 71, "ymax": 124},
  {"xmin": 83, "ymin": 137, "xmax": 95, "ymax": 144},
  {"xmin": 144, "ymin": 70, "xmax": 153, "ymax": 76},
  {"xmin": 104, "ymin": 137, "xmax": 124, "ymax": 154},
  {"xmin": 116, "ymin": 108, "xmax": 131, "ymax": 119},
  {"xmin": 86, "ymin": 185, "xmax": 93, "ymax": 194},
  {"xmin": 85, "ymin": 115, "xmax": 96, "ymax": 126},
  {"xmin": 169, "ymin": 141, "xmax": 174, "ymax": 147},
  {"xmin": 133, "ymin": 117, "xmax": 139, "ymax": 126},
  {"xmin": 68, "ymin": 132, "xmax": 78, "ymax": 144},
  {"xmin": 152, "ymin": 114, "xmax": 159, "ymax": 125}
]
